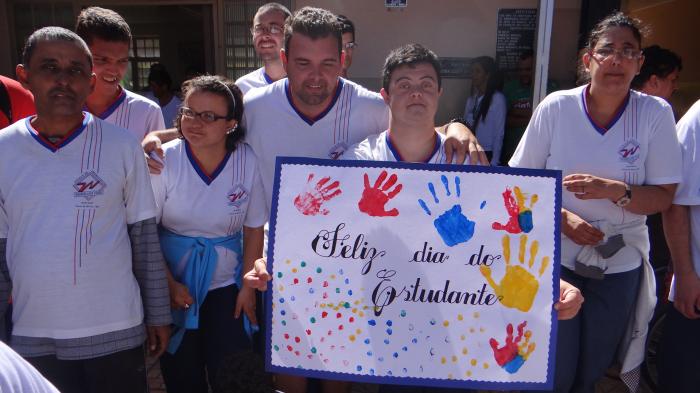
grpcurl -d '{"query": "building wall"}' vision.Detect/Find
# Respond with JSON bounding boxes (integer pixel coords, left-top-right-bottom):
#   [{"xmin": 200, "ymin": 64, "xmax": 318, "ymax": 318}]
[
  {"xmin": 623, "ymin": 0, "xmax": 700, "ymax": 115},
  {"xmin": 297, "ymin": 0, "xmax": 582, "ymax": 123}
]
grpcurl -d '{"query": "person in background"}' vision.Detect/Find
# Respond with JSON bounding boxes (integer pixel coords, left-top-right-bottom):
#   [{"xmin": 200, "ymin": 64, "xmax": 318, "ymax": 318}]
[
  {"xmin": 631, "ymin": 45, "xmax": 682, "ymax": 102},
  {"xmin": 658, "ymin": 99, "xmax": 700, "ymax": 393},
  {"xmin": 146, "ymin": 63, "xmax": 182, "ymax": 128},
  {"xmin": 76, "ymin": 7, "xmax": 165, "ymax": 140},
  {"xmin": 0, "ymin": 75, "xmax": 35, "ymax": 129},
  {"xmin": 510, "ymin": 12, "xmax": 682, "ymax": 393},
  {"xmin": 463, "ymin": 56, "xmax": 506, "ymax": 165},
  {"xmin": 337, "ymin": 14, "xmax": 356, "ymax": 78},
  {"xmin": 235, "ymin": 3, "xmax": 292, "ymax": 95}
]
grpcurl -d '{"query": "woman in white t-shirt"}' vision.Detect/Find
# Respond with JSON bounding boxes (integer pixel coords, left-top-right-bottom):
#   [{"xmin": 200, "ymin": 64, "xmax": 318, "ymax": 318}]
[
  {"xmin": 151, "ymin": 76, "xmax": 267, "ymax": 393},
  {"xmin": 463, "ymin": 56, "xmax": 506, "ymax": 165},
  {"xmin": 510, "ymin": 12, "xmax": 681, "ymax": 393}
]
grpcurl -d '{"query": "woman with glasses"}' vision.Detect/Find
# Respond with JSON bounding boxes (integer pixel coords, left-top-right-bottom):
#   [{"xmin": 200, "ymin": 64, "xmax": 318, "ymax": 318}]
[
  {"xmin": 509, "ymin": 12, "xmax": 681, "ymax": 393},
  {"xmin": 152, "ymin": 75, "xmax": 267, "ymax": 393},
  {"xmin": 463, "ymin": 56, "xmax": 506, "ymax": 165}
]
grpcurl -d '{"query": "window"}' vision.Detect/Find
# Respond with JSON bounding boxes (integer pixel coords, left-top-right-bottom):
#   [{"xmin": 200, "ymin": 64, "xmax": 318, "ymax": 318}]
[
  {"xmin": 128, "ymin": 37, "xmax": 161, "ymax": 91},
  {"xmin": 222, "ymin": 0, "xmax": 291, "ymax": 80}
]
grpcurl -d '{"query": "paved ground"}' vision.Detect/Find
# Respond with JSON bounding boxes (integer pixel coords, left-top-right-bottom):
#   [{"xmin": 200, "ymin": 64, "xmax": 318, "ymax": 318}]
[{"xmin": 147, "ymin": 355, "xmax": 654, "ymax": 393}]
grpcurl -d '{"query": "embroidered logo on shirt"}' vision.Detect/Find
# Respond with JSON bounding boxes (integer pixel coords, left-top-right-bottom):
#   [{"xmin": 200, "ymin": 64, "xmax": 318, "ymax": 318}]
[
  {"xmin": 73, "ymin": 171, "xmax": 106, "ymax": 201},
  {"xmin": 618, "ymin": 140, "xmax": 641, "ymax": 164},
  {"xmin": 227, "ymin": 184, "xmax": 249, "ymax": 207},
  {"xmin": 328, "ymin": 142, "xmax": 348, "ymax": 160}
]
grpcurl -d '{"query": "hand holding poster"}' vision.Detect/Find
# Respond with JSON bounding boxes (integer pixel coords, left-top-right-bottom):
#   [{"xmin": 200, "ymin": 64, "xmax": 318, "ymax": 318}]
[{"xmin": 266, "ymin": 157, "xmax": 561, "ymax": 390}]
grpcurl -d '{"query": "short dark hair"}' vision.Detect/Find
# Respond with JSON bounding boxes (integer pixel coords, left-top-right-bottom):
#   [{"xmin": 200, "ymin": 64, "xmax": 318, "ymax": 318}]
[
  {"xmin": 177, "ymin": 75, "xmax": 245, "ymax": 152},
  {"xmin": 75, "ymin": 7, "xmax": 132, "ymax": 45},
  {"xmin": 631, "ymin": 45, "xmax": 682, "ymax": 89},
  {"xmin": 284, "ymin": 7, "xmax": 342, "ymax": 57},
  {"xmin": 256, "ymin": 2, "xmax": 292, "ymax": 20},
  {"xmin": 382, "ymin": 43, "xmax": 442, "ymax": 92},
  {"xmin": 337, "ymin": 14, "xmax": 355, "ymax": 41},
  {"xmin": 22, "ymin": 26, "xmax": 92, "ymax": 68},
  {"xmin": 148, "ymin": 63, "xmax": 173, "ymax": 89}
]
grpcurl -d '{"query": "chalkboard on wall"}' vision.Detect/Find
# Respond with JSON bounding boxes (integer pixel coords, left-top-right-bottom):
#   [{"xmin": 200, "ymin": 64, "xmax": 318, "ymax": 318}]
[{"xmin": 496, "ymin": 8, "xmax": 537, "ymax": 72}]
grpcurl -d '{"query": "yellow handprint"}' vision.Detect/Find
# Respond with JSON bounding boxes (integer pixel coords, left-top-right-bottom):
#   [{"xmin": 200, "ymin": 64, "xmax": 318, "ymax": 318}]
[{"xmin": 480, "ymin": 235, "xmax": 550, "ymax": 312}]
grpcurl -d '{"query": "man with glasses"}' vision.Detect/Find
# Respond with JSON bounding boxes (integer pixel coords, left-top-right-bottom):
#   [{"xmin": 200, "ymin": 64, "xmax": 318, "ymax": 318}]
[
  {"xmin": 337, "ymin": 15, "xmax": 356, "ymax": 78},
  {"xmin": 235, "ymin": 3, "xmax": 292, "ymax": 95}
]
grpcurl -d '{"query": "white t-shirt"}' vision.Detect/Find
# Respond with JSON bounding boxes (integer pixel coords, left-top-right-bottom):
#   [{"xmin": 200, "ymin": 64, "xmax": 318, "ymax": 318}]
[
  {"xmin": 151, "ymin": 139, "xmax": 267, "ymax": 290},
  {"xmin": 236, "ymin": 67, "xmax": 274, "ymax": 96},
  {"xmin": 343, "ymin": 130, "xmax": 449, "ymax": 163},
  {"xmin": 244, "ymin": 78, "xmax": 390, "ymax": 211},
  {"xmin": 669, "ymin": 99, "xmax": 700, "ymax": 301},
  {"xmin": 0, "ymin": 113, "xmax": 157, "ymax": 339},
  {"xmin": 464, "ymin": 91, "xmax": 507, "ymax": 165},
  {"xmin": 510, "ymin": 86, "xmax": 682, "ymax": 273},
  {"xmin": 0, "ymin": 341, "xmax": 59, "ymax": 393},
  {"xmin": 94, "ymin": 88, "xmax": 166, "ymax": 141}
]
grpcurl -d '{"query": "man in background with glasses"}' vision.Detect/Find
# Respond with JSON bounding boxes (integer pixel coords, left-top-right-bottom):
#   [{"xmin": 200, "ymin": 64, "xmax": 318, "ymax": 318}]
[
  {"xmin": 235, "ymin": 3, "xmax": 292, "ymax": 95},
  {"xmin": 337, "ymin": 15, "xmax": 357, "ymax": 79}
]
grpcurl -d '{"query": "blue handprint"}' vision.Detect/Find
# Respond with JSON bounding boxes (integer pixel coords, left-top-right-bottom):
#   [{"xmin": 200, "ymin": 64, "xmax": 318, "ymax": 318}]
[{"xmin": 418, "ymin": 175, "xmax": 475, "ymax": 247}]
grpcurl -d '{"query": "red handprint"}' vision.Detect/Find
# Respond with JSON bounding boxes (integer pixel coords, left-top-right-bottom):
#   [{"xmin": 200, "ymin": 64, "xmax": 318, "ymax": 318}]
[
  {"xmin": 293, "ymin": 174, "xmax": 342, "ymax": 216},
  {"xmin": 358, "ymin": 170, "xmax": 403, "ymax": 217}
]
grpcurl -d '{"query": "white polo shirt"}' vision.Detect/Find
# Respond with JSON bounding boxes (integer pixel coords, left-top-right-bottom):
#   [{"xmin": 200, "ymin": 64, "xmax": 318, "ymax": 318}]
[
  {"xmin": 510, "ymin": 85, "xmax": 682, "ymax": 272},
  {"xmin": 151, "ymin": 139, "xmax": 267, "ymax": 290},
  {"xmin": 669, "ymin": 99, "xmax": 700, "ymax": 300},
  {"xmin": 235, "ymin": 67, "xmax": 274, "ymax": 96},
  {"xmin": 244, "ymin": 78, "xmax": 390, "ymax": 211},
  {"xmin": 343, "ymin": 130, "xmax": 448, "ymax": 164},
  {"xmin": 0, "ymin": 113, "xmax": 157, "ymax": 339},
  {"xmin": 93, "ymin": 88, "xmax": 165, "ymax": 141}
]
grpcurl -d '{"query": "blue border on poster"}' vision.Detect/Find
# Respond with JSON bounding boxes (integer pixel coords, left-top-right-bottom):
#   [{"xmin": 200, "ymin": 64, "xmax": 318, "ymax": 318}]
[{"xmin": 265, "ymin": 156, "xmax": 562, "ymax": 391}]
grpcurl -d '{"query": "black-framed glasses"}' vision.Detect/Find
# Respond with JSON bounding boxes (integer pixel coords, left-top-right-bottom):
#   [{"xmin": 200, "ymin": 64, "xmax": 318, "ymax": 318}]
[
  {"xmin": 251, "ymin": 24, "xmax": 283, "ymax": 36},
  {"xmin": 179, "ymin": 107, "xmax": 228, "ymax": 123},
  {"xmin": 591, "ymin": 47, "xmax": 642, "ymax": 61},
  {"xmin": 343, "ymin": 42, "xmax": 358, "ymax": 50}
]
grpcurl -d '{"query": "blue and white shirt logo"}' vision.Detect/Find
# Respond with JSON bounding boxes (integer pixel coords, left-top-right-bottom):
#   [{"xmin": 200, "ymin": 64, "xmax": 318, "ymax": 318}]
[
  {"xmin": 227, "ymin": 184, "xmax": 249, "ymax": 207},
  {"xmin": 73, "ymin": 171, "xmax": 106, "ymax": 201},
  {"xmin": 618, "ymin": 140, "xmax": 641, "ymax": 164}
]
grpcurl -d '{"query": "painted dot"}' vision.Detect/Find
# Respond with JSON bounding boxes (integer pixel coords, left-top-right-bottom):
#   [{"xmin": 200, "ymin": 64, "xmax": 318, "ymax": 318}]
[
  {"xmin": 366, "ymin": 351, "xmax": 373, "ymax": 356},
  {"xmin": 292, "ymin": 268, "xmax": 297, "ymax": 273},
  {"xmin": 430, "ymin": 318, "xmax": 436, "ymax": 325},
  {"xmin": 310, "ymin": 317, "xmax": 316, "ymax": 323},
  {"xmin": 466, "ymin": 371, "xmax": 472, "ymax": 377},
  {"xmin": 281, "ymin": 310, "xmax": 286, "ymax": 316},
  {"xmin": 344, "ymin": 302, "xmax": 350, "ymax": 308},
  {"xmin": 274, "ymin": 345, "xmax": 279, "ymax": 351},
  {"xmin": 306, "ymin": 277, "xmax": 312, "ymax": 284},
  {"xmin": 339, "ymin": 269, "xmax": 344, "ymax": 275},
  {"xmin": 281, "ymin": 320, "xmax": 287, "ymax": 326},
  {"xmin": 402, "ymin": 346, "xmax": 408, "ymax": 352},
  {"xmin": 336, "ymin": 288, "xmax": 340, "ymax": 293},
  {"xmin": 393, "ymin": 352, "xmax": 399, "ymax": 358},
  {"xmin": 349, "ymin": 335, "xmax": 356, "ymax": 342},
  {"xmin": 359, "ymin": 311, "xmax": 365, "ymax": 317},
  {"xmin": 480, "ymin": 200, "xmax": 487, "ymax": 209},
  {"xmin": 279, "ymin": 298, "xmax": 285, "ymax": 303},
  {"xmin": 378, "ymin": 357, "xmax": 384, "ymax": 362},
  {"xmin": 387, "ymin": 371, "xmax": 393, "ymax": 376},
  {"xmin": 290, "ymin": 296, "xmax": 296, "ymax": 301},
  {"xmin": 294, "ymin": 336, "xmax": 300, "ymax": 343},
  {"xmin": 345, "ymin": 278, "xmax": 350, "ymax": 284},
  {"xmin": 277, "ymin": 272, "xmax": 283, "ymax": 278},
  {"xmin": 441, "ymin": 356, "xmax": 446, "ymax": 364},
  {"xmin": 400, "ymin": 310, "xmax": 407, "ymax": 317},
  {"xmin": 356, "ymin": 365, "xmax": 362, "ymax": 372},
  {"xmin": 287, "ymin": 345, "xmax": 293, "ymax": 352},
  {"xmin": 370, "ymin": 369, "xmax": 375, "ymax": 375},
  {"xmin": 349, "ymin": 317, "xmax": 355, "ymax": 323},
  {"xmin": 443, "ymin": 320, "xmax": 449, "ymax": 327},
  {"xmin": 383, "ymin": 339, "xmax": 390, "ymax": 345},
  {"xmin": 452, "ymin": 355, "xmax": 458, "ymax": 363},
  {"xmin": 330, "ymin": 274, "xmax": 336, "ymax": 279},
  {"xmin": 386, "ymin": 320, "xmax": 393, "ymax": 327},
  {"xmin": 311, "ymin": 347, "xmax": 317, "ymax": 353},
  {"xmin": 470, "ymin": 359, "xmax": 477, "ymax": 366},
  {"xmin": 457, "ymin": 314, "xmax": 463, "ymax": 321},
  {"xmin": 483, "ymin": 363, "xmax": 489, "ymax": 369},
  {"xmin": 300, "ymin": 261, "xmax": 306, "ymax": 267},
  {"xmin": 336, "ymin": 313, "xmax": 342, "ymax": 318},
  {"xmin": 368, "ymin": 320, "xmax": 376, "ymax": 326},
  {"xmin": 308, "ymin": 288, "xmax": 315, "ymax": 294},
  {"xmin": 480, "ymin": 327, "xmax": 485, "ymax": 333},
  {"xmin": 412, "ymin": 338, "xmax": 418, "ymax": 344},
  {"xmin": 460, "ymin": 334, "xmax": 466, "ymax": 341},
  {"xmin": 355, "ymin": 329, "xmax": 362, "ymax": 334},
  {"xmin": 473, "ymin": 312, "xmax": 480, "ymax": 318},
  {"xmin": 347, "ymin": 290, "xmax": 353, "ymax": 295},
  {"xmin": 364, "ymin": 338, "xmax": 370, "ymax": 344},
  {"xmin": 462, "ymin": 347, "xmax": 468, "ymax": 355},
  {"xmin": 386, "ymin": 328, "xmax": 393, "ymax": 335},
  {"xmin": 285, "ymin": 260, "xmax": 291, "ymax": 265},
  {"xmin": 469, "ymin": 327, "xmax": 475, "ymax": 333},
  {"xmin": 279, "ymin": 285, "xmax": 285, "ymax": 291},
  {"xmin": 403, "ymin": 368, "xmax": 408, "ymax": 373},
  {"xmin": 316, "ymin": 267, "xmax": 322, "ymax": 273},
  {"xmin": 338, "ymin": 325, "xmax": 344, "ymax": 330}
]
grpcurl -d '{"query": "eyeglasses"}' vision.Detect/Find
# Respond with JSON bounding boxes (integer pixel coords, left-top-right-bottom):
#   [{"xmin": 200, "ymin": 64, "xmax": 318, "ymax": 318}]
[
  {"xmin": 591, "ymin": 47, "xmax": 642, "ymax": 61},
  {"xmin": 343, "ymin": 42, "xmax": 358, "ymax": 50},
  {"xmin": 179, "ymin": 107, "xmax": 228, "ymax": 123},
  {"xmin": 251, "ymin": 24, "xmax": 283, "ymax": 36}
]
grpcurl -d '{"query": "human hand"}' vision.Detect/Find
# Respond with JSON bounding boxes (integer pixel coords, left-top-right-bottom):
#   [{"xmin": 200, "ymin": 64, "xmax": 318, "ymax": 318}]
[
  {"xmin": 562, "ymin": 174, "xmax": 625, "ymax": 202},
  {"xmin": 244, "ymin": 258, "xmax": 271, "ymax": 291},
  {"xmin": 234, "ymin": 286, "xmax": 258, "ymax": 325},
  {"xmin": 168, "ymin": 280, "xmax": 194, "ymax": 310},
  {"xmin": 142, "ymin": 134, "xmax": 164, "ymax": 174},
  {"xmin": 147, "ymin": 325, "xmax": 170, "ymax": 358},
  {"xmin": 358, "ymin": 170, "xmax": 402, "ymax": 217},
  {"xmin": 561, "ymin": 209, "xmax": 604, "ymax": 245},
  {"xmin": 555, "ymin": 279, "xmax": 583, "ymax": 320},
  {"xmin": 673, "ymin": 273, "xmax": 700, "ymax": 319},
  {"xmin": 443, "ymin": 122, "xmax": 489, "ymax": 165}
]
